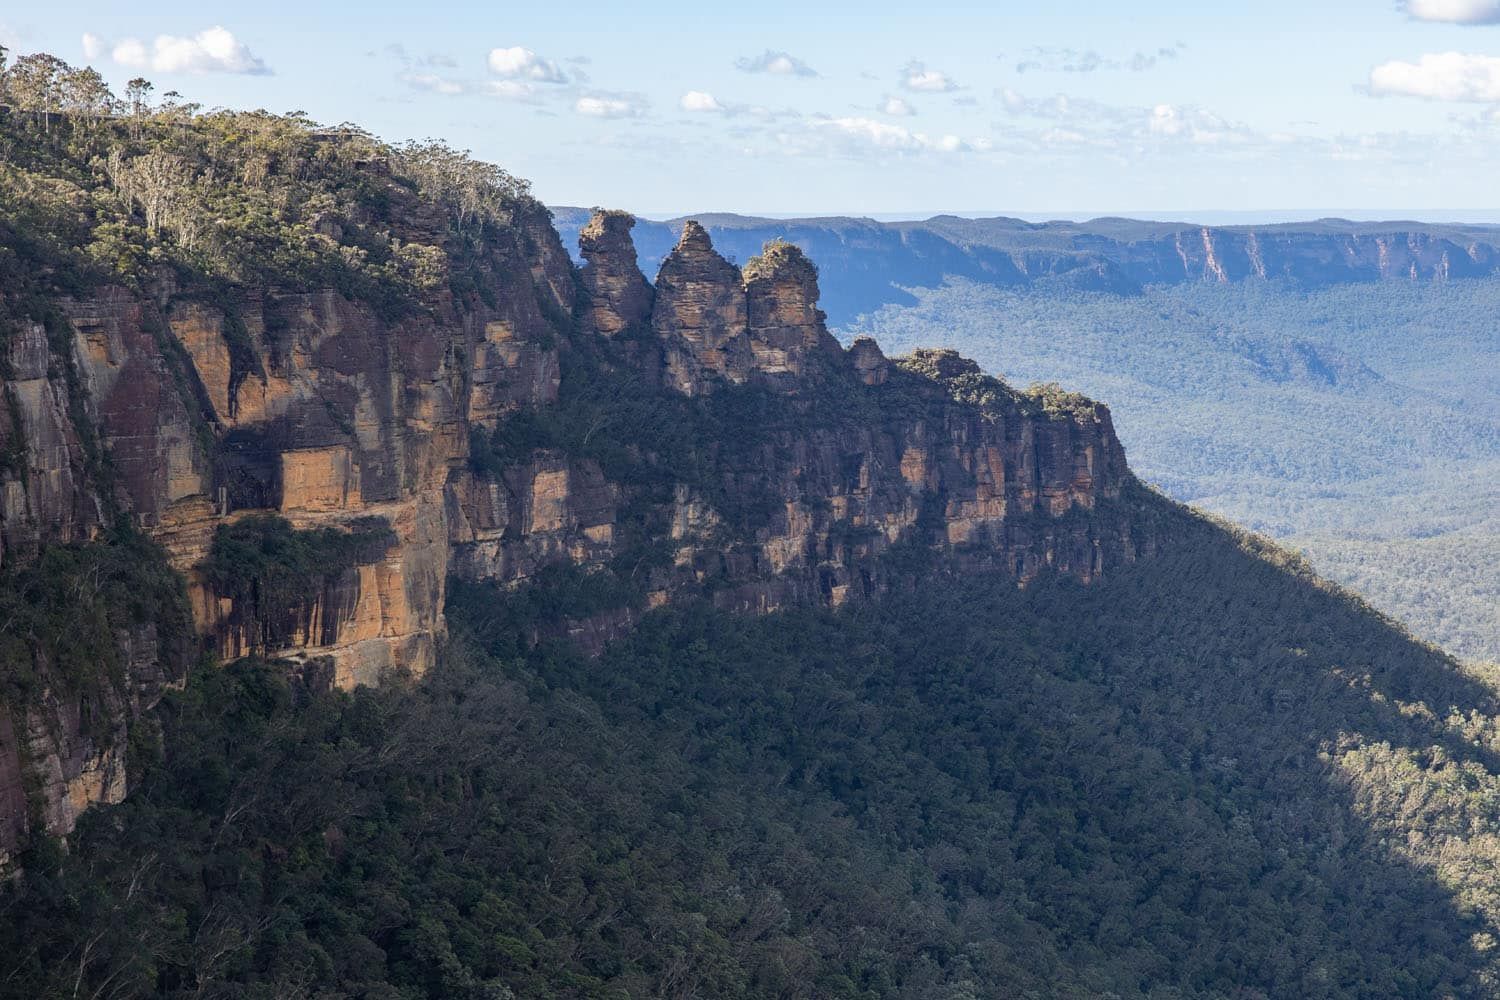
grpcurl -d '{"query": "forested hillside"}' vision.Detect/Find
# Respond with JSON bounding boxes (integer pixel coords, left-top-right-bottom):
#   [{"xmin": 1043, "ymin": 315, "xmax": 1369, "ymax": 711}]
[
  {"xmin": 848, "ymin": 279, "xmax": 1500, "ymax": 662},
  {"xmin": 6, "ymin": 493, "xmax": 1500, "ymax": 998}
]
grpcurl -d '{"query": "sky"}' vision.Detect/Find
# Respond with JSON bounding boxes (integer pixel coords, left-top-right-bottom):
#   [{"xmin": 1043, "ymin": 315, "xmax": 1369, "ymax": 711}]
[{"xmin": 7, "ymin": 1, "xmax": 1500, "ymax": 218}]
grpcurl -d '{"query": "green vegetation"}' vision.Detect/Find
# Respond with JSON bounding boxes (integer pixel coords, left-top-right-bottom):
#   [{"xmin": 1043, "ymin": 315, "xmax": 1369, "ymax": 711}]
[
  {"xmin": 849, "ymin": 277, "xmax": 1500, "ymax": 661},
  {"xmin": 199, "ymin": 514, "xmax": 396, "ymax": 649},
  {"xmin": 0, "ymin": 527, "xmax": 194, "ymax": 712},
  {"xmin": 741, "ymin": 237, "xmax": 814, "ymax": 285},
  {"xmin": 0, "ymin": 50, "xmax": 537, "ymax": 322},
  {"xmin": 5, "ymin": 494, "xmax": 1500, "ymax": 997}
]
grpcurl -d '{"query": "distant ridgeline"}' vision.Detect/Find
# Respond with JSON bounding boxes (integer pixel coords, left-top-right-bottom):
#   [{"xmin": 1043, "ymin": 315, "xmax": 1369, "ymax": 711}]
[{"xmin": 551, "ymin": 207, "xmax": 1500, "ymax": 326}]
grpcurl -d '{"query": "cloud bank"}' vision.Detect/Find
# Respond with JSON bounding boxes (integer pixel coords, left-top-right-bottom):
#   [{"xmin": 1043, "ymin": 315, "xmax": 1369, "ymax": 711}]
[
  {"xmin": 1402, "ymin": 0, "xmax": 1500, "ymax": 24},
  {"xmin": 487, "ymin": 46, "xmax": 568, "ymax": 84},
  {"xmin": 811, "ymin": 116, "xmax": 970, "ymax": 154},
  {"xmin": 84, "ymin": 26, "xmax": 270, "ymax": 75},
  {"xmin": 1370, "ymin": 52, "xmax": 1500, "ymax": 102},
  {"xmin": 736, "ymin": 50, "xmax": 818, "ymax": 77}
]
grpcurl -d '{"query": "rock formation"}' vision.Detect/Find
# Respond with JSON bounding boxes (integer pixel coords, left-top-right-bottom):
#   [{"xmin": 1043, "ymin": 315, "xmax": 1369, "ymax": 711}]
[
  {"xmin": 0, "ymin": 204, "xmax": 1146, "ymax": 862},
  {"xmin": 848, "ymin": 336, "xmax": 891, "ymax": 386},
  {"xmin": 652, "ymin": 220, "xmax": 753, "ymax": 395},
  {"xmin": 742, "ymin": 239, "xmax": 844, "ymax": 383},
  {"xmin": 577, "ymin": 209, "xmax": 652, "ymax": 336}
]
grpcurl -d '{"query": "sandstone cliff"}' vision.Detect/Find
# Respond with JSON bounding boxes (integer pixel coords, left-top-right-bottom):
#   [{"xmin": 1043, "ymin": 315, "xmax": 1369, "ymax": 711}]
[{"xmin": 0, "ymin": 192, "xmax": 1144, "ymax": 862}]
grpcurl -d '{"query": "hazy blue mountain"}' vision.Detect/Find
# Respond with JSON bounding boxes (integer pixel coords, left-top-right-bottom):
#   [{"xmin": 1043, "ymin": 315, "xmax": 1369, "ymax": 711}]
[{"xmin": 551, "ymin": 207, "xmax": 1500, "ymax": 327}]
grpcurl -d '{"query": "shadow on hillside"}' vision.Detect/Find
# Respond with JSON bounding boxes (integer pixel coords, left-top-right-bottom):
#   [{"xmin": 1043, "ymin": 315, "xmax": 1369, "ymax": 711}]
[
  {"xmin": 505, "ymin": 489, "xmax": 1500, "ymax": 997},
  {"xmin": 997, "ymin": 495, "xmax": 1500, "ymax": 995},
  {"xmin": 11, "ymin": 489, "xmax": 1492, "ymax": 998}
]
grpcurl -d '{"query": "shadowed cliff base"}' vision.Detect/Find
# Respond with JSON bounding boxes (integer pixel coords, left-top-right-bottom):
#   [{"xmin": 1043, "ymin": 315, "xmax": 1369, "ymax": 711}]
[{"xmin": 3, "ymin": 490, "xmax": 1499, "ymax": 997}]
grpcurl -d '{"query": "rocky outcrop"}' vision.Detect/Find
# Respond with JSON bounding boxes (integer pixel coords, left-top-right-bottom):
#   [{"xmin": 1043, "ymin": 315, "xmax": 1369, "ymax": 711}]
[
  {"xmin": 848, "ymin": 336, "xmax": 891, "ymax": 386},
  {"xmin": 449, "ymin": 213, "xmax": 1142, "ymax": 629},
  {"xmin": 742, "ymin": 239, "xmax": 844, "ymax": 384},
  {"xmin": 650, "ymin": 224, "xmax": 865, "ymax": 395},
  {"xmin": 0, "ymin": 207, "xmax": 1143, "ymax": 681},
  {"xmin": 652, "ymin": 221, "xmax": 753, "ymax": 395},
  {"xmin": 447, "ymin": 451, "xmax": 618, "ymax": 585},
  {"xmin": 578, "ymin": 210, "xmax": 652, "ymax": 336},
  {"xmin": 0, "ymin": 202, "xmax": 1145, "ymax": 862},
  {"xmin": 0, "ymin": 320, "xmax": 102, "ymax": 566},
  {"xmin": 62, "ymin": 287, "xmax": 454, "ymax": 683}
]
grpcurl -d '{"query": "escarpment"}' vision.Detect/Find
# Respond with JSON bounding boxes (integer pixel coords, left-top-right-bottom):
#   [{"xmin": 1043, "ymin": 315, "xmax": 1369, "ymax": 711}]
[
  {"xmin": 1, "ymin": 195, "xmax": 1144, "ymax": 860},
  {"xmin": 456, "ymin": 213, "xmax": 1140, "ymax": 643}
]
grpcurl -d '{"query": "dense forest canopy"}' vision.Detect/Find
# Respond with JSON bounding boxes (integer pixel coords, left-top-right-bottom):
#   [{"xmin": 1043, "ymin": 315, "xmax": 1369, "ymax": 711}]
[
  {"xmin": 6, "ymin": 496, "xmax": 1500, "ymax": 998},
  {"xmin": 0, "ymin": 45, "xmax": 533, "ymax": 317}
]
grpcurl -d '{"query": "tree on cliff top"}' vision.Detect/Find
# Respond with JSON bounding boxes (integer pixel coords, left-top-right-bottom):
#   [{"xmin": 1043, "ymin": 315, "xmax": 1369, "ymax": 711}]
[{"xmin": 0, "ymin": 49, "xmax": 542, "ymax": 316}]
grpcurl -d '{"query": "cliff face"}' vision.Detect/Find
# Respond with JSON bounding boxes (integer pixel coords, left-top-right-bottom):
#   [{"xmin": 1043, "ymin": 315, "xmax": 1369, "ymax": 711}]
[
  {"xmin": 0, "ymin": 203, "xmax": 1143, "ymax": 860},
  {"xmin": 449, "ymin": 215, "xmax": 1140, "ymax": 648},
  {"xmin": 1063, "ymin": 226, "xmax": 1500, "ymax": 286}
]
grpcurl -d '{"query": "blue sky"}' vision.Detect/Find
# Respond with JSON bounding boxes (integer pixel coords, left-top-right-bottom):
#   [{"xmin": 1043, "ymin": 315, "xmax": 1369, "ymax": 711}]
[{"xmin": 7, "ymin": 1, "xmax": 1500, "ymax": 217}]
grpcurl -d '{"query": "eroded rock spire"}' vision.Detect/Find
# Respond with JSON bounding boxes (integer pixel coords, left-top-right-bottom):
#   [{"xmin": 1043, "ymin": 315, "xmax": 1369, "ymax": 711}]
[{"xmin": 577, "ymin": 209, "xmax": 652, "ymax": 337}]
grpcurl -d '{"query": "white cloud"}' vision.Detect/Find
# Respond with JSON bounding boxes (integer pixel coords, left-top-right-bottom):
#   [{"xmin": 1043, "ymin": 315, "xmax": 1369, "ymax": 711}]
[
  {"xmin": 404, "ymin": 72, "xmax": 468, "ymax": 96},
  {"xmin": 1146, "ymin": 103, "xmax": 1252, "ymax": 144},
  {"xmin": 815, "ymin": 116, "xmax": 969, "ymax": 154},
  {"xmin": 1403, "ymin": 0, "xmax": 1500, "ymax": 23},
  {"xmin": 880, "ymin": 95, "xmax": 915, "ymax": 116},
  {"xmin": 487, "ymin": 80, "xmax": 539, "ymax": 101},
  {"xmin": 1149, "ymin": 103, "xmax": 1185, "ymax": 137},
  {"xmin": 680, "ymin": 90, "xmax": 725, "ymax": 112},
  {"xmin": 101, "ymin": 26, "xmax": 270, "ymax": 75},
  {"xmin": 576, "ymin": 95, "xmax": 642, "ymax": 118},
  {"xmin": 1370, "ymin": 52, "xmax": 1500, "ymax": 102},
  {"xmin": 902, "ymin": 60, "xmax": 958, "ymax": 92},
  {"xmin": 487, "ymin": 46, "xmax": 567, "ymax": 84},
  {"xmin": 736, "ymin": 50, "xmax": 818, "ymax": 77},
  {"xmin": 1016, "ymin": 44, "xmax": 1185, "ymax": 74}
]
